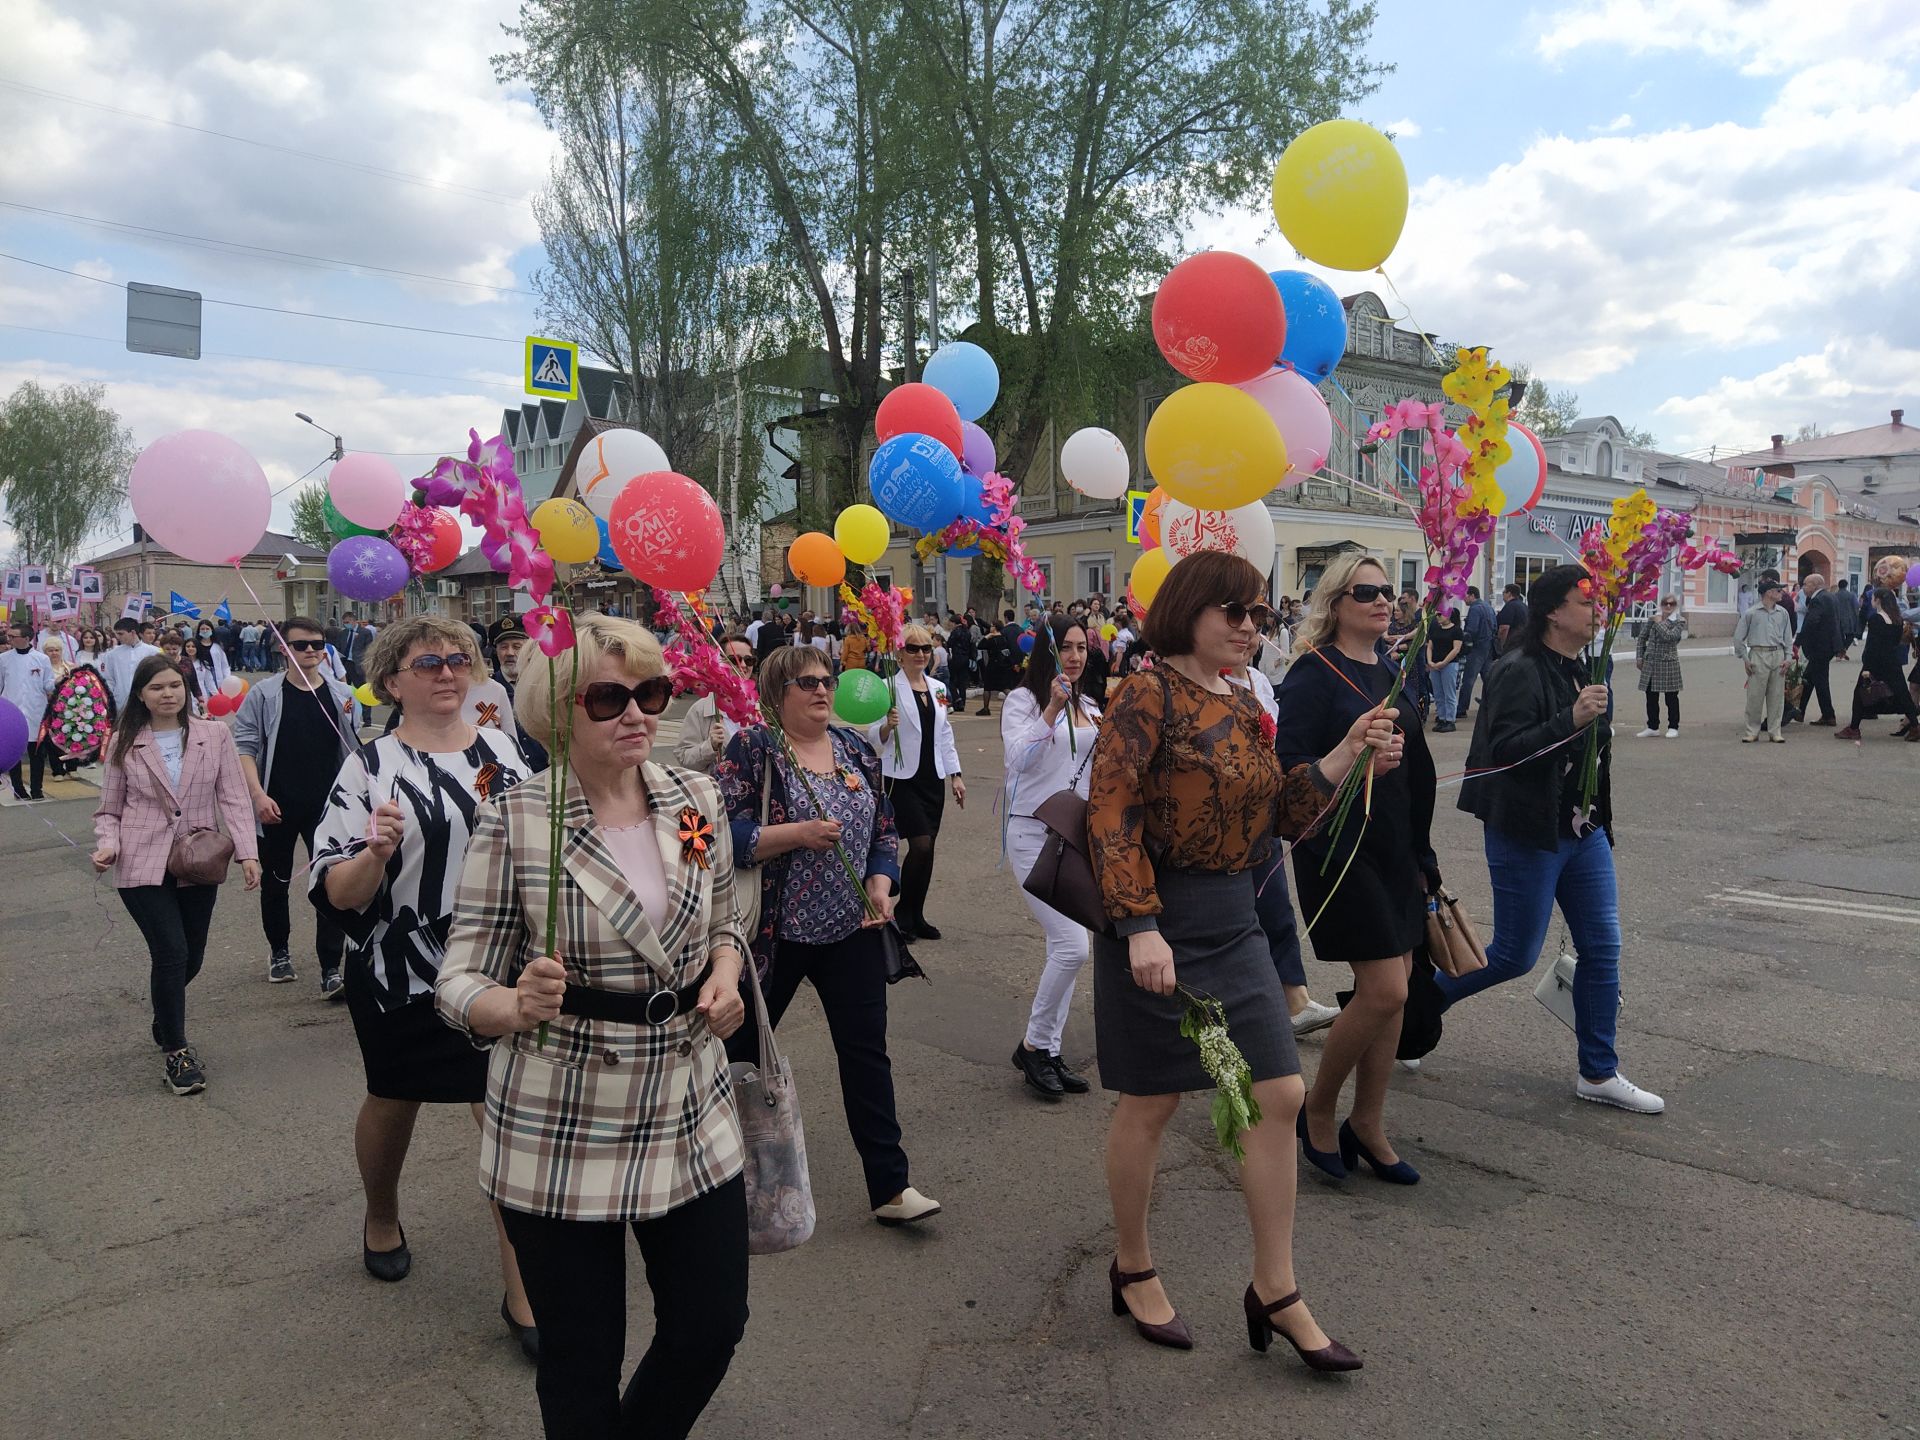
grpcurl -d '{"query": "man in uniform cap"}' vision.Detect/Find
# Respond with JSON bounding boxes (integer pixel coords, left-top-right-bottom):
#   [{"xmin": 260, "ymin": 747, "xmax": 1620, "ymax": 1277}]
[{"xmin": 488, "ymin": 614, "xmax": 547, "ymax": 770}]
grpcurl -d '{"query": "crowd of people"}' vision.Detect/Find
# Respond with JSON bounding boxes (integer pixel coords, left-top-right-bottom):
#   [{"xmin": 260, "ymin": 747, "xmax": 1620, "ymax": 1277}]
[{"xmin": 0, "ymin": 548, "xmax": 1906, "ymax": 1439}]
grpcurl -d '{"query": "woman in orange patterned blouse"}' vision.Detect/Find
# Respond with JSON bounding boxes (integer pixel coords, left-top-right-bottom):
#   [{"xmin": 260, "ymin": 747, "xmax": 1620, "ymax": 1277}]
[{"xmin": 1087, "ymin": 551, "xmax": 1399, "ymax": 1372}]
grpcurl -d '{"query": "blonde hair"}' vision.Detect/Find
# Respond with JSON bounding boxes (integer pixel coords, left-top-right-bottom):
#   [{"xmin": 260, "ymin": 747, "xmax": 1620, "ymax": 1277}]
[
  {"xmin": 363, "ymin": 614, "xmax": 484, "ymax": 705},
  {"xmin": 901, "ymin": 622, "xmax": 934, "ymax": 649},
  {"xmin": 514, "ymin": 613, "xmax": 665, "ymax": 745},
  {"xmin": 43, "ymin": 638, "xmax": 66, "ymax": 662},
  {"xmin": 1296, "ymin": 552, "xmax": 1391, "ymax": 653}
]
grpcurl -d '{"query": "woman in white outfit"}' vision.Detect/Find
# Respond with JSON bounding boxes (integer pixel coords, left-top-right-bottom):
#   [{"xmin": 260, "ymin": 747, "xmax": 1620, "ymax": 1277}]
[
  {"xmin": 1002, "ymin": 616, "xmax": 1101, "ymax": 1100},
  {"xmin": 868, "ymin": 624, "xmax": 965, "ymax": 939}
]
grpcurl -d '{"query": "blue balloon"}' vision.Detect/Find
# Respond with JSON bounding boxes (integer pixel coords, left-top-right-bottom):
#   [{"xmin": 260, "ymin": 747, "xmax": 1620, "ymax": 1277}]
[
  {"xmin": 595, "ymin": 515, "xmax": 622, "ymax": 570},
  {"xmin": 922, "ymin": 341, "xmax": 999, "ymax": 422},
  {"xmin": 1269, "ymin": 270, "xmax": 1347, "ymax": 384},
  {"xmin": 1017, "ymin": 631, "xmax": 1036, "ymax": 654},
  {"xmin": 948, "ymin": 544, "xmax": 982, "ymax": 559},
  {"xmin": 868, "ymin": 432, "xmax": 965, "ymax": 531}
]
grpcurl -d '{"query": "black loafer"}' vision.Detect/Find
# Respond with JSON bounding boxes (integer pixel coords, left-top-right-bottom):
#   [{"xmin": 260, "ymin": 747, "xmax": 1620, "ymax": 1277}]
[
  {"xmin": 363, "ymin": 1225, "xmax": 411, "ymax": 1282},
  {"xmin": 502, "ymin": 1296, "xmax": 539, "ymax": 1361},
  {"xmin": 1049, "ymin": 1053, "xmax": 1091, "ymax": 1094},
  {"xmin": 1013, "ymin": 1044, "xmax": 1065, "ymax": 1099},
  {"xmin": 915, "ymin": 920, "xmax": 943, "ymax": 941}
]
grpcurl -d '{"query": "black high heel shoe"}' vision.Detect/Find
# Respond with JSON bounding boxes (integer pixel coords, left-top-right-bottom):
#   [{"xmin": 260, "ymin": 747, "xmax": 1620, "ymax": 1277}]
[
  {"xmin": 1338, "ymin": 1119, "xmax": 1420, "ymax": 1185},
  {"xmin": 362, "ymin": 1224, "xmax": 411, "ymax": 1282},
  {"xmin": 1243, "ymin": 1285, "xmax": 1362, "ymax": 1372},
  {"xmin": 1296, "ymin": 1109, "xmax": 1347, "ymax": 1180},
  {"xmin": 1109, "ymin": 1259, "xmax": 1193, "ymax": 1350},
  {"xmin": 501, "ymin": 1296, "xmax": 539, "ymax": 1362}
]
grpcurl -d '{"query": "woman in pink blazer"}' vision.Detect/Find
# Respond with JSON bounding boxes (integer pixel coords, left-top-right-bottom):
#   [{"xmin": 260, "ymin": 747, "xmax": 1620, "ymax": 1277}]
[{"xmin": 92, "ymin": 655, "xmax": 260, "ymax": 1096}]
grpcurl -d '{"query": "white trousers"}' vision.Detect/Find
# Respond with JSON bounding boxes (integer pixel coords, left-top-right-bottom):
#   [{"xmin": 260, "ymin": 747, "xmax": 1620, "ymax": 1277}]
[{"xmin": 1006, "ymin": 815, "xmax": 1092, "ymax": 1054}]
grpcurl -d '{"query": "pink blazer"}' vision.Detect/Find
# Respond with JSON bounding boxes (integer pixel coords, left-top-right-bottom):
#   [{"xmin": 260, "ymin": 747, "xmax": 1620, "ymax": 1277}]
[{"xmin": 93, "ymin": 721, "xmax": 259, "ymax": 888}]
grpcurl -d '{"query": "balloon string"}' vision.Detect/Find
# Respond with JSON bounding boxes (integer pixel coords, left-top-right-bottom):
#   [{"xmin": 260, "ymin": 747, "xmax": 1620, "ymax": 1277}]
[
  {"xmin": 1372, "ymin": 267, "xmax": 1453, "ymax": 372},
  {"xmin": 229, "ymin": 563, "xmax": 364, "ymax": 758}
]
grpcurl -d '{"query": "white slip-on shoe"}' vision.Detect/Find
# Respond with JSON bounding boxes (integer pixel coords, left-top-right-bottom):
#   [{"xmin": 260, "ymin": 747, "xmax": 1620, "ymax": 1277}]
[
  {"xmin": 1635, "ymin": 727, "xmax": 1659, "ymax": 737},
  {"xmin": 1665, "ymin": 728, "xmax": 1679, "ymax": 738},
  {"xmin": 1576, "ymin": 1073, "xmax": 1664, "ymax": 1114},
  {"xmin": 873, "ymin": 1186, "xmax": 942, "ymax": 1226},
  {"xmin": 1290, "ymin": 1000, "xmax": 1341, "ymax": 1037},
  {"xmin": 1395, "ymin": 1058, "xmax": 1421, "ymax": 1073}
]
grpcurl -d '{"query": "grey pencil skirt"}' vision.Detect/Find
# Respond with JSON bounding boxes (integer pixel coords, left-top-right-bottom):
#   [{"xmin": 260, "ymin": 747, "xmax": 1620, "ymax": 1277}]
[{"xmin": 1092, "ymin": 865, "xmax": 1300, "ymax": 1095}]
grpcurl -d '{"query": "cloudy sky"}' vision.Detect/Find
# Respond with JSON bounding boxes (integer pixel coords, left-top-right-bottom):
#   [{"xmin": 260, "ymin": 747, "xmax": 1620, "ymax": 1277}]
[{"xmin": 3, "ymin": 0, "xmax": 1917, "ymax": 563}]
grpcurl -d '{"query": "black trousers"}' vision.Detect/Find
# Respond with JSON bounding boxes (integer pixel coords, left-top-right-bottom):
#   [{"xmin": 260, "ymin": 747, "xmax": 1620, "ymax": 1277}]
[
  {"xmin": 948, "ymin": 659, "xmax": 970, "ymax": 708},
  {"xmin": 1801, "ymin": 651, "xmax": 1837, "ymax": 722},
  {"xmin": 728, "ymin": 928, "xmax": 910, "ymax": 1208},
  {"xmin": 9, "ymin": 737, "xmax": 48, "ymax": 797},
  {"xmin": 1643, "ymin": 690, "xmax": 1679, "ymax": 729},
  {"xmin": 498, "ymin": 1177, "xmax": 748, "ymax": 1440},
  {"xmin": 1852, "ymin": 659, "xmax": 1920, "ymax": 727},
  {"xmin": 120, "ymin": 877, "xmax": 220, "ymax": 1051},
  {"xmin": 258, "ymin": 803, "xmax": 345, "ymax": 967}
]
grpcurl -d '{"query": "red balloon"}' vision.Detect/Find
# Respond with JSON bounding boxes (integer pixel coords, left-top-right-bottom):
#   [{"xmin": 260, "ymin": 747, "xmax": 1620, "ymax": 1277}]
[
  {"xmin": 1152, "ymin": 252, "xmax": 1287, "ymax": 386},
  {"xmin": 418, "ymin": 508, "xmax": 462, "ymax": 572},
  {"xmin": 205, "ymin": 691, "xmax": 234, "ymax": 717},
  {"xmin": 608, "ymin": 471, "xmax": 725, "ymax": 591},
  {"xmin": 875, "ymin": 383, "xmax": 963, "ymax": 460}
]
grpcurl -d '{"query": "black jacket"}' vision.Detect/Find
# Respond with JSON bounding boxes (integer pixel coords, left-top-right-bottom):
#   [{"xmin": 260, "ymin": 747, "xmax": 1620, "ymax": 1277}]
[
  {"xmin": 1457, "ymin": 647, "xmax": 1611, "ymax": 850},
  {"xmin": 1799, "ymin": 588, "xmax": 1845, "ymax": 657}
]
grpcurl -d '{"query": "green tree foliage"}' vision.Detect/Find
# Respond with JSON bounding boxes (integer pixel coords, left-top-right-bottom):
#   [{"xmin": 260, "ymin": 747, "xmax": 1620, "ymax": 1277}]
[
  {"xmin": 289, "ymin": 484, "xmax": 333, "ymax": 551},
  {"xmin": 0, "ymin": 381, "xmax": 136, "ymax": 573}
]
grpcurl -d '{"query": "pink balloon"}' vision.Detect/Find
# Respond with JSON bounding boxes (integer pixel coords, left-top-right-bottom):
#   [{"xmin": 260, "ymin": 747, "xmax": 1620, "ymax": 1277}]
[
  {"xmin": 129, "ymin": 430, "xmax": 271, "ymax": 565},
  {"xmin": 608, "ymin": 471, "xmax": 725, "ymax": 591},
  {"xmin": 327, "ymin": 452, "xmax": 407, "ymax": 530},
  {"xmin": 1235, "ymin": 369, "xmax": 1330, "ymax": 480}
]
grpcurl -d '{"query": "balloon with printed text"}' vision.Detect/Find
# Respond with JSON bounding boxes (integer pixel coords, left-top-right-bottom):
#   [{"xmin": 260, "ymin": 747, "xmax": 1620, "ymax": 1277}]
[
  {"xmin": 832, "ymin": 668, "xmax": 891, "ymax": 725},
  {"xmin": 1160, "ymin": 498, "xmax": 1276, "ymax": 577},
  {"xmin": 531, "ymin": 497, "xmax": 600, "ymax": 564},
  {"xmin": 578, "ymin": 429, "xmax": 671, "ymax": 521},
  {"xmin": 1270, "ymin": 119, "xmax": 1408, "ymax": 271},
  {"xmin": 1152, "ymin": 252, "xmax": 1286, "ymax": 387},
  {"xmin": 608, "ymin": 472, "xmax": 725, "ymax": 591},
  {"xmin": 868, "ymin": 433, "xmax": 965, "ymax": 532},
  {"xmin": 1144, "ymin": 384, "xmax": 1288, "ymax": 510}
]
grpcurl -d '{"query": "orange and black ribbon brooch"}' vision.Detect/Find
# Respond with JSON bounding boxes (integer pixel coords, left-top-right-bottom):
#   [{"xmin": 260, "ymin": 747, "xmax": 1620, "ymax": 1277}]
[
  {"xmin": 472, "ymin": 761, "xmax": 501, "ymax": 799},
  {"xmin": 677, "ymin": 806, "xmax": 714, "ymax": 870}
]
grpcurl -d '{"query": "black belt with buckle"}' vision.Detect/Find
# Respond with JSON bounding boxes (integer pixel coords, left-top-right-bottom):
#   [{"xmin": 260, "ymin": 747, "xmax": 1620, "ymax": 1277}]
[{"xmin": 558, "ymin": 962, "xmax": 714, "ymax": 1026}]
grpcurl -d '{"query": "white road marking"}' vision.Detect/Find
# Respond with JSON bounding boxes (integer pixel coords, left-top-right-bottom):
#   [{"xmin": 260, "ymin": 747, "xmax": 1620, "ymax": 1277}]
[{"xmin": 1717, "ymin": 890, "xmax": 1920, "ymax": 926}]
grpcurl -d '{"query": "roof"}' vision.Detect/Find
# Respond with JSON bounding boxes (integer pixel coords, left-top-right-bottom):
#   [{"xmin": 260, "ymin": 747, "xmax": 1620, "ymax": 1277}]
[
  {"xmin": 88, "ymin": 529, "xmax": 323, "ymax": 564},
  {"xmin": 1721, "ymin": 412, "xmax": 1918, "ymax": 468}
]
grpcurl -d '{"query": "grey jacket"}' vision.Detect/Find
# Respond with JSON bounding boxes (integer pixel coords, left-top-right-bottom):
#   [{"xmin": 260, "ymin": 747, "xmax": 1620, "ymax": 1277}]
[{"xmin": 230, "ymin": 670, "xmax": 359, "ymax": 832}]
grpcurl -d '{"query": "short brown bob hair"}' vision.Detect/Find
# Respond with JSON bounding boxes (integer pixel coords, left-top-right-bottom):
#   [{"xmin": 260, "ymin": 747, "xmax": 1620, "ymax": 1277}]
[
  {"xmin": 1141, "ymin": 550, "xmax": 1265, "ymax": 657},
  {"xmin": 758, "ymin": 639, "xmax": 832, "ymax": 718},
  {"xmin": 363, "ymin": 615, "xmax": 484, "ymax": 705}
]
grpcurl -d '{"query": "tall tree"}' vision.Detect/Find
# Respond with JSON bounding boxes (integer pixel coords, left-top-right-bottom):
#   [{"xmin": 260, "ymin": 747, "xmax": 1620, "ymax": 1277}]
[
  {"xmin": 0, "ymin": 381, "xmax": 136, "ymax": 574},
  {"xmin": 289, "ymin": 484, "xmax": 333, "ymax": 551}
]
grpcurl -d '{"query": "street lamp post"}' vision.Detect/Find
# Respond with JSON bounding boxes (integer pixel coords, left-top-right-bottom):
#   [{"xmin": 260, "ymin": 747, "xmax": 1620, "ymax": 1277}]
[{"xmin": 294, "ymin": 412, "xmax": 344, "ymax": 462}]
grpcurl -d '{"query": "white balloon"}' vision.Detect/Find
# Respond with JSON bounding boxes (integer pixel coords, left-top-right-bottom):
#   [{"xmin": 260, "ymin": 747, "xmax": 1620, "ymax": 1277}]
[
  {"xmin": 1160, "ymin": 497, "xmax": 1276, "ymax": 577},
  {"xmin": 1060, "ymin": 426, "xmax": 1131, "ymax": 500},
  {"xmin": 577, "ymin": 429, "xmax": 671, "ymax": 521}
]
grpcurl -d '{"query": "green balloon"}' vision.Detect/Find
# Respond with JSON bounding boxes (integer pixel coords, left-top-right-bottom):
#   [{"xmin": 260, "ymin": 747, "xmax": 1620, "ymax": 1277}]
[
  {"xmin": 325, "ymin": 495, "xmax": 385, "ymax": 539},
  {"xmin": 833, "ymin": 668, "xmax": 891, "ymax": 726}
]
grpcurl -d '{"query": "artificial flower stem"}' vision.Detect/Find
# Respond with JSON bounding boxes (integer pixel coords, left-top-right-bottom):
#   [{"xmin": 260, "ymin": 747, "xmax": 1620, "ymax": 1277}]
[{"xmin": 536, "ymin": 612, "xmax": 581, "ymax": 1049}]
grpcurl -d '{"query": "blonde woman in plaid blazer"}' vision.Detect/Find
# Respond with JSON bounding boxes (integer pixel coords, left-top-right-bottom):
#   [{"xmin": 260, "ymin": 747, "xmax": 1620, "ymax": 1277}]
[{"xmin": 437, "ymin": 614, "xmax": 750, "ymax": 1440}]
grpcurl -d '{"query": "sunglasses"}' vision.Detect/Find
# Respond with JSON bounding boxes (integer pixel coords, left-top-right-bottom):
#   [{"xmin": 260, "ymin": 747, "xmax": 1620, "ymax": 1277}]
[
  {"xmin": 784, "ymin": 674, "xmax": 833, "ymax": 693},
  {"xmin": 1661, "ymin": 600, "xmax": 1677, "ymax": 607},
  {"xmin": 402, "ymin": 652, "xmax": 475, "ymax": 676},
  {"xmin": 575, "ymin": 676, "xmax": 675, "ymax": 721},
  {"xmin": 1215, "ymin": 601, "xmax": 1275, "ymax": 629},
  {"xmin": 1343, "ymin": 583, "xmax": 1393, "ymax": 604},
  {"xmin": 286, "ymin": 638, "xmax": 327, "ymax": 652},
  {"xmin": 725, "ymin": 651, "xmax": 755, "ymax": 668},
  {"xmin": 900, "ymin": 643, "xmax": 934, "ymax": 656}
]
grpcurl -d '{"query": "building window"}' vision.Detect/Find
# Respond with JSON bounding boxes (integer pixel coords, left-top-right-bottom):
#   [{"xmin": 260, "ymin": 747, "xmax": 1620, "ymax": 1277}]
[
  {"xmin": 1077, "ymin": 553, "xmax": 1114, "ymax": 601},
  {"xmin": 1395, "ymin": 429, "xmax": 1424, "ymax": 488},
  {"xmin": 1595, "ymin": 440, "xmax": 1613, "ymax": 476},
  {"xmin": 1512, "ymin": 553, "xmax": 1556, "ymax": 591},
  {"xmin": 1707, "ymin": 565, "xmax": 1731, "ymax": 604},
  {"xmin": 1847, "ymin": 555, "xmax": 1864, "ymax": 593},
  {"xmin": 1399, "ymin": 554, "xmax": 1421, "ymax": 593}
]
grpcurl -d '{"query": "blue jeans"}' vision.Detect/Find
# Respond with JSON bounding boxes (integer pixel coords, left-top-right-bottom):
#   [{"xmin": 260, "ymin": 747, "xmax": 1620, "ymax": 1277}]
[
  {"xmin": 1431, "ymin": 661, "xmax": 1459, "ymax": 722},
  {"xmin": 1456, "ymin": 645, "xmax": 1489, "ymax": 712},
  {"xmin": 1433, "ymin": 825, "xmax": 1621, "ymax": 1080},
  {"xmin": 1253, "ymin": 849, "xmax": 1307, "ymax": 988}
]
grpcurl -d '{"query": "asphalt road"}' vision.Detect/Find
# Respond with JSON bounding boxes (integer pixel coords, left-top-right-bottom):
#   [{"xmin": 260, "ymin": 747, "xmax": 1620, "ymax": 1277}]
[{"xmin": 2, "ymin": 653, "xmax": 1915, "ymax": 1440}]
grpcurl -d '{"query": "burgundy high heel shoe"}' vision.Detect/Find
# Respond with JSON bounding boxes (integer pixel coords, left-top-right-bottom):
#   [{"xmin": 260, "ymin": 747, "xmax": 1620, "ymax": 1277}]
[
  {"xmin": 1243, "ymin": 1285, "xmax": 1361, "ymax": 1372},
  {"xmin": 1109, "ymin": 1259, "xmax": 1193, "ymax": 1350}
]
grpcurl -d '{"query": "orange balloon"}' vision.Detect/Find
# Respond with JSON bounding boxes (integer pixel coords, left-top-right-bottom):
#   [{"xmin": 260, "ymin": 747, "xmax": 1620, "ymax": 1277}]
[
  {"xmin": 1140, "ymin": 487, "xmax": 1168, "ymax": 548},
  {"xmin": 788, "ymin": 531, "xmax": 846, "ymax": 587}
]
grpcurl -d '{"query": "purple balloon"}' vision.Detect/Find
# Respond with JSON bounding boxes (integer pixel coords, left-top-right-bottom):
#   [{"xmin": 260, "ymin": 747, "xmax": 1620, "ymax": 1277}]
[
  {"xmin": 960, "ymin": 420, "xmax": 996, "ymax": 477},
  {"xmin": 328, "ymin": 536, "xmax": 410, "ymax": 602},
  {"xmin": 0, "ymin": 697, "xmax": 26, "ymax": 771},
  {"xmin": 1907, "ymin": 561, "xmax": 1920, "ymax": 588}
]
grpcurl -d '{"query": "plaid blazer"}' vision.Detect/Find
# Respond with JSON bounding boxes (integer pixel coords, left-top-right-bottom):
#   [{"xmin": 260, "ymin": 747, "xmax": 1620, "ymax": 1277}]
[
  {"xmin": 436, "ymin": 761, "xmax": 747, "ymax": 1221},
  {"xmin": 93, "ymin": 720, "xmax": 259, "ymax": 889}
]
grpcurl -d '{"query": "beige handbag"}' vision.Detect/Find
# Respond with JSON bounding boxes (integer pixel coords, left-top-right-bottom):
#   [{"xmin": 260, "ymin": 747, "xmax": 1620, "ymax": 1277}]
[
  {"xmin": 728, "ymin": 956, "xmax": 815, "ymax": 1255},
  {"xmin": 1423, "ymin": 886, "xmax": 1488, "ymax": 978}
]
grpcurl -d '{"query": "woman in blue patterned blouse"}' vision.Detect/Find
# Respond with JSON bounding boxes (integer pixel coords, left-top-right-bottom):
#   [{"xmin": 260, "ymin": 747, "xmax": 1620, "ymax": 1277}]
[{"xmin": 717, "ymin": 645, "xmax": 942, "ymax": 1227}]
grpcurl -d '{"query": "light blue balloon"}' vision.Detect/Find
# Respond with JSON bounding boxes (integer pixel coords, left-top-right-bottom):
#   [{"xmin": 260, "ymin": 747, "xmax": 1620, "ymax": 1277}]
[
  {"xmin": 868, "ymin": 432, "xmax": 965, "ymax": 531},
  {"xmin": 1269, "ymin": 270, "xmax": 1347, "ymax": 384},
  {"xmin": 595, "ymin": 515, "xmax": 622, "ymax": 570},
  {"xmin": 922, "ymin": 341, "xmax": 999, "ymax": 422}
]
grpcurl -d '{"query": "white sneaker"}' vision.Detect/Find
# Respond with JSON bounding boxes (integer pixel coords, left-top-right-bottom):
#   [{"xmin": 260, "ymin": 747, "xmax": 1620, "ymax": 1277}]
[
  {"xmin": 1290, "ymin": 1000, "xmax": 1340, "ymax": 1037},
  {"xmin": 1635, "ymin": 727, "xmax": 1659, "ymax": 737},
  {"xmin": 1395, "ymin": 1058, "xmax": 1422, "ymax": 1073},
  {"xmin": 1665, "ymin": 728, "xmax": 1679, "ymax": 738},
  {"xmin": 1576, "ymin": 1073, "xmax": 1664, "ymax": 1114},
  {"xmin": 873, "ymin": 1186, "xmax": 942, "ymax": 1226}
]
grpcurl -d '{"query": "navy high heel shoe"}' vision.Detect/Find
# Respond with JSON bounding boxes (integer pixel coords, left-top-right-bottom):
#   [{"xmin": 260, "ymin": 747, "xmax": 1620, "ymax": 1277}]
[
  {"xmin": 1338, "ymin": 1120, "xmax": 1420, "ymax": 1185},
  {"xmin": 1296, "ymin": 1108, "xmax": 1347, "ymax": 1180}
]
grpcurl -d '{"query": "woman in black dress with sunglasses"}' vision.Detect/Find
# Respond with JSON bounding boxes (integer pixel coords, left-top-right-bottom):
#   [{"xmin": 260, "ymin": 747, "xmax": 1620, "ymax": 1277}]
[{"xmin": 870, "ymin": 622, "xmax": 966, "ymax": 940}]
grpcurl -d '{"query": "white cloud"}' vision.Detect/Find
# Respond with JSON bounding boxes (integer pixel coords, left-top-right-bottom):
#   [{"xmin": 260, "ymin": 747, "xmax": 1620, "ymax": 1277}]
[
  {"xmin": 1382, "ymin": 117, "xmax": 1421, "ymax": 139},
  {"xmin": 1536, "ymin": 0, "xmax": 1920, "ymax": 76},
  {"xmin": 1590, "ymin": 113, "xmax": 1632, "ymax": 133},
  {"xmin": 1654, "ymin": 336, "xmax": 1920, "ymax": 453}
]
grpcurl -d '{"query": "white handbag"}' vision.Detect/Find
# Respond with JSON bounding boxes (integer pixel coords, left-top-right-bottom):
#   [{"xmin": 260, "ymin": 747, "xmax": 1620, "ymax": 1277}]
[
  {"xmin": 729, "ymin": 955, "xmax": 815, "ymax": 1254},
  {"xmin": 1532, "ymin": 950, "xmax": 1580, "ymax": 1032}
]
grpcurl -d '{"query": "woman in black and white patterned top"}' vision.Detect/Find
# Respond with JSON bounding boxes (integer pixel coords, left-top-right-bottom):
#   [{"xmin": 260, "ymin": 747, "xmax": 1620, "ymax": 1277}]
[{"xmin": 309, "ymin": 615, "xmax": 538, "ymax": 1355}]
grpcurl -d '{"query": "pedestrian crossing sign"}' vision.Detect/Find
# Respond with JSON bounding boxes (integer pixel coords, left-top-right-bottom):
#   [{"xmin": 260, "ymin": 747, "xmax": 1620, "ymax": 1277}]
[
  {"xmin": 1124, "ymin": 489, "xmax": 1151, "ymax": 545},
  {"xmin": 525, "ymin": 336, "xmax": 579, "ymax": 400}
]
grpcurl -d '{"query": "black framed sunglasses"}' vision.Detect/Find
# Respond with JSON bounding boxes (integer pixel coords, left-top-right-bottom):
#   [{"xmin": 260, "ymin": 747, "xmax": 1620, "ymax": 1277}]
[
  {"xmin": 1215, "ymin": 601, "xmax": 1275, "ymax": 629},
  {"xmin": 575, "ymin": 676, "xmax": 674, "ymax": 720},
  {"xmin": 784, "ymin": 674, "xmax": 833, "ymax": 693},
  {"xmin": 1343, "ymin": 583, "xmax": 1393, "ymax": 604},
  {"xmin": 900, "ymin": 643, "xmax": 934, "ymax": 656},
  {"xmin": 402, "ymin": 652, "xmax": 475, "ymax": 676},
  {"xmin": 286, "ymin": 638, "xmax": 327, "ymax": 652}
]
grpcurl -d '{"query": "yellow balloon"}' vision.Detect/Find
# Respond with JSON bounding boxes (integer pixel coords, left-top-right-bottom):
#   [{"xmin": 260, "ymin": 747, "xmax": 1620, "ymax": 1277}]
[
  {"xmin": 1129, "ymin": 549, "xmax": 1173, "ymax": 609},
  {"xmin": 834, "ymin": 503, "xmax": 891, "ymax": 566},
  {"xmin": 353, "ymin": 683, "xmax": 379, "ymax": 707},
  {"xmin": 1270, "ymin": 119, "xmax": 1408, "ymax": 271},
  {"xmin": 531, "ymin": 497, "xmax": 600, "ymax": 564},
  {"xmin": 1144, "ymin": 384, "xmax": 1288, "ymax": 510},
  {"xmin": 1101, "ymin": 623, "xmax": 1118, "ymax": 642}
]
